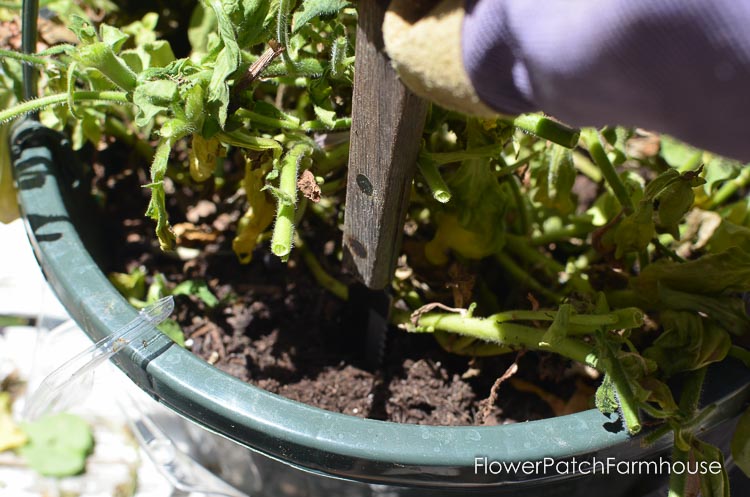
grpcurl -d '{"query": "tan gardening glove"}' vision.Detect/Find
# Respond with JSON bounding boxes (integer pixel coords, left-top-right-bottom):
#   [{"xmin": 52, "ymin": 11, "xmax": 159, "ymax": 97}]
[{"xmin": 383, "ymin": 0, "xmax": 498, "ymax": 117}]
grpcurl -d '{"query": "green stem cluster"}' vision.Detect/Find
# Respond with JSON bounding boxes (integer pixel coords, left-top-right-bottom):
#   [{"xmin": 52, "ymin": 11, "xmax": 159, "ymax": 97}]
[{"xmin": 582, "ymin": 128, "xmax": 635, "ymax": 215}]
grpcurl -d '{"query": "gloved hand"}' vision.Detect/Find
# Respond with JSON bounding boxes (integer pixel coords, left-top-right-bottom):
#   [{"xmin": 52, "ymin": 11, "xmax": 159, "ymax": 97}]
[{"xmin": 383, "ymin": 0, "xmax": 750, "ymax": 162}]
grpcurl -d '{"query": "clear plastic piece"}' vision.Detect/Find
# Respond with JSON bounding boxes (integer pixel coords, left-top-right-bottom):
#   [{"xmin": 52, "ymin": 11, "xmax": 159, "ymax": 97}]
[{"xmin": 23, "ymin": 296, "xmax": 175, "ymax": 421}]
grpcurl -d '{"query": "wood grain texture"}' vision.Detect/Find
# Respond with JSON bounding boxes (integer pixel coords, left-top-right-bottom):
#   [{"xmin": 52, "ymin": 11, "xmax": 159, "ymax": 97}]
[{"xmin": 343, "ymin": 0, "xmax": 428, "ymax": 289}]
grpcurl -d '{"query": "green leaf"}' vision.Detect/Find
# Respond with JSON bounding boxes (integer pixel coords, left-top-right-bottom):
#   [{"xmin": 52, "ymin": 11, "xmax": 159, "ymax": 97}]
[
  {"xmin": 533, "ymin": 145, "xmax": 576, "ymax": 215},
  {"xmin": 731, "ymin": 407, "xmax": 750, "ymax": 477},
  {"xmin": 539, "ymin": 303, "xmax": 571, "ymax": 347},
  {"xmin": 613, "ymin": 202, "xmax": 654, "ymax": 259},
  {"xmin": 188, "ymin": 3, "xmax": 218, "ymax": 54},
  {"xmin": 133, "ymin": 79, "xmax": 179, "ymax": 127},
  {"xmin": 660, "ymin": 135, "xmax": 703, "ymax": 172},
  {"xmin": 206, "ymin": 0, "xmax": 241, "ymax": 127},
  {"xmin": 157, "ymin": 319, "xmax": 186, "ymax": 347},
  {"xmin": 595, "ymin": 374, "xmax": 619, "ymax": 415},
  {"xmin": 292, "ymin": 0, "xmax": 350, "ymax": 33},
  {"xmin": 229, "ymin": 0, "xmax": 275, "ymax": 47},
  {"xmin": 172, "ymin": 280, "xmax": 220, "ymax": 308},
  {"xmin": 20, "ymin": 413, "xmax": 94, "ymax": 478},
  {"xmin": 656, "ymin": 284, "xmax": 750, "ymax": 335},
  {"xmin": 69, "ymin": 15, "xmax": 98, "ymax": 44},
  {"xmin": 99, "ymin": 24, "xmax": 129, "ymax": 52},
  {"xmin": 108, "ymin": 267, "xmax": 147, "ymax": 302}
]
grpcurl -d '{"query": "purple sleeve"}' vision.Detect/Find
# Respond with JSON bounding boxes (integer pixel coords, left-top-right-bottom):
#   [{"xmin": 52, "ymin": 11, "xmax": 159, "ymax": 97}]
[{"xmin": 462, "ymin": 0, "xmax": 750, "ymax": 161}]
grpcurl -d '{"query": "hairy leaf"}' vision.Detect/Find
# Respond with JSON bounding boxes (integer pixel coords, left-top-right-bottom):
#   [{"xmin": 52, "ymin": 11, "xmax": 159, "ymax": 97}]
[{"xmin": 292, "ymin": 0, "xmax": 350, "ymax": 33}]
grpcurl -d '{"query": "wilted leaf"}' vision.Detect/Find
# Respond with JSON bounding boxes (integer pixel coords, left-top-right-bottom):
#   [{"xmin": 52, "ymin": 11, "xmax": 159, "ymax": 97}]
[
  {"xmin": 233, "ymin": 158, "xmax": 275, "ymax": 263},
  {"xmin": 189, "ymin": 134, "xmax": 224, "ymax": 182},
  {"xmin": 731, "ymin": 407, "xmax": 750, "ymax": 477},
  {"xmin": 692, "ymin": 439, "xmax": 730, "ymax": 497},
  {"xmin": 632, "ymin": 247, "xmax": 750, "ymax": 297},
  {"xmin": 643, "ymin": 311, "xmax": 731, "ymax": 376}
]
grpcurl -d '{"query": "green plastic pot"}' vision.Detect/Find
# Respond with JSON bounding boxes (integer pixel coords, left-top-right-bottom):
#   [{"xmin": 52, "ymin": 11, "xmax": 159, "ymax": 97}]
[{"xmin": 9, "ymin": 119, "xmax": 750, "ymax": 496}]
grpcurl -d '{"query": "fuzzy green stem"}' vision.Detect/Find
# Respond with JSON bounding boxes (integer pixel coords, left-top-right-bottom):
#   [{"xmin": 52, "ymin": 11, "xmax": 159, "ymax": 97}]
[
  {"xmin": 512, "ymin": 114, "xmax": 581, "ymax": 149},
  {"xmin": 582, "ymin": 128, "xmax": 635, "ymax": 215},
  {"xmin": 297, "ymin": 237, "xmax": 349, "ymax": 300},
  {"xmin": 599, "ymin": 334, "xmax": 642, "ymax": 434},
  {"xmin": 709, "ymin": 166, "xmax": 750, "ymax": 208},
  {"xmin": 507, "ymin": 174, "xmax": 530, "ymax": 235},
  {"xmin": 666, "ymin": 367, "xmax": 708, "ymax": 497},
  {"xmin": 667, "ymin": 446, "xmax": 689, "ymax": 497},
  {"xmin": 402, "ymin": 312, "xmax": 599, "ymax": 367},
  {"xmin": 424, "ymin": 144, "xmax": 503, "ymax": 165},
  {"xmin": 276, "ymin": 0, "xmax": 295, "ymax": 68},
  {"xmin": 0, "ymin": 47, "xmax": 64, "ymax": 68},
  {"xmin": 492, "ymin": 307, "xmax": 642, "ymax": 332},
  {"xmin": 0, "ymin": 91, "xmax": 130, "ymax": 124},
  {"xmin": 530, "ymin": 224, "xmax": 592, "ymax": 246},
  {"xmin": 495, "ymin": 251, "xmax": 562, "ymax": 303},
  {"xmin": 330, "ymin": 36, "xmax": 348, "ymax": 79},
  {"xmin": 235, "ymin": 108, "xmax": 300, "ymax": 130},
  {"xmin": 418, "ymin": 156, "xmax": 452, "ymax": 203},
  {"xmin": 271, "ymin": 144, "xmax": 308, "ymax": 258}
]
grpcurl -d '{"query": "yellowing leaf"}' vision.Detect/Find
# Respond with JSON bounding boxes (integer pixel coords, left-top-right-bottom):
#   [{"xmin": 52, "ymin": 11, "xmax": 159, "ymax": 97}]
[
  {"xmin": 232, "ymin": 158, "xmax": 275, "ymax": 263},
  {"xmin": 0, "ymin": 392, "xmax": 26, "ymax": 452},
  {"xmin": 425, "ymin": 214, "xmax": 496, "ymax": 265},
  {"xmin": 189, "ymin": 134, "xmax": 224, "ymax": 182}
]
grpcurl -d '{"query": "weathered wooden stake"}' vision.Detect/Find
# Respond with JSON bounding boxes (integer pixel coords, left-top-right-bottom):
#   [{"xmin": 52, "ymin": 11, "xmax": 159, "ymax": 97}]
[{"xmin": 343, "ymin": 0, "xmax": 428, "ymax": 290}]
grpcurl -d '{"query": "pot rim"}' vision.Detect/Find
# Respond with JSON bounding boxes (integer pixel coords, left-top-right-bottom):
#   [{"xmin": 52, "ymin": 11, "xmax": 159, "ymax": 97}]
[{"xmin": 11, "ymin": 120, "xmax": 750, "ymax": 487}]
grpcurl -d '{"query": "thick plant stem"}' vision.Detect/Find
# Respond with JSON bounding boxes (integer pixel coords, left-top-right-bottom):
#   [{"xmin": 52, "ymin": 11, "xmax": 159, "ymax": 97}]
[
  {"xmin": 271, "ymin": 144, "xmax": 308, "ymax": 258},
  {"xmin": 709, "ymin": 167, "xmax": 750, "ymax": 208},
  {"xmin": 418, "ymin": 156, "xmax": 451, "ymax": 203},
  {"xmin": 402, "ymin": 312, "xmax": 599, "ymax": 368},
  {"xmin": 0, "ymin": 91, "xmax": 130, "ymax": 124},
  {"xmin": 668, "ymin": 367, "xmax": 708, "ymax": 497},
  {"xmin": 582, "ymin": 128, "xmax": 635, "ymax": 215},
  {"xmin": 667, "ymin": 446, "xmax": 689, "ymax": 497},
  {"xmin": 512, "ymin": 114, "xmax": 581, "ymax": 149}
]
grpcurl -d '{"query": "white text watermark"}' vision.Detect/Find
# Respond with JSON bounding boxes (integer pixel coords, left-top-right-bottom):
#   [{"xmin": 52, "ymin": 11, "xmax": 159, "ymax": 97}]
[{"xmin": 474, "ymin": 456, "xmax": 722, "ymax": 476}]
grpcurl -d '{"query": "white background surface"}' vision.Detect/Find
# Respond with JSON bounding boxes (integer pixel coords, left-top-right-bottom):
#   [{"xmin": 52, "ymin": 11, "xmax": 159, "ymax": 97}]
[{"xmin": 0, "ymin": 219, "xmax": 195, "ymax": 497}]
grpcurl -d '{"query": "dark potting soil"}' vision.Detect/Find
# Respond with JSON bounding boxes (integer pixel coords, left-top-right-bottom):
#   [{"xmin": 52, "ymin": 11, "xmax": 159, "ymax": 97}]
[{"xmin": 95, "ymin": 145, "xmax": 598, "ymax": 426}]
